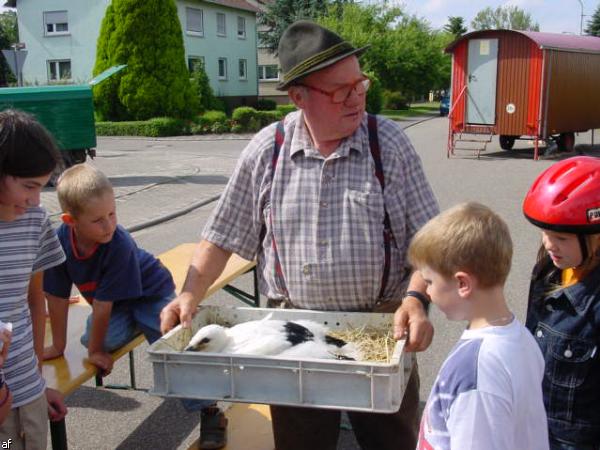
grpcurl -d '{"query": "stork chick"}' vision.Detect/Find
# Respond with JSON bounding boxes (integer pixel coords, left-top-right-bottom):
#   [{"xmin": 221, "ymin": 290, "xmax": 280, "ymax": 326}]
[{"xmin": 184, "ymin": 318, "xmax": 361, "ymax": 360}]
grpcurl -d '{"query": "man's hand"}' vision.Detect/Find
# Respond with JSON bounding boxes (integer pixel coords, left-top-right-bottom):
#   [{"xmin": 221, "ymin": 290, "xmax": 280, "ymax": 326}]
[
  {"xmin": 160, "ymin": 292, "xmax": 197, "ymax": 334},
  {"xmin": 43, "ymin": 344, "xmax": 63, "ymax": 361},
  {"xmin": 87, "ymin": 351, "xmax": 114, "ymax": 377},
  {"xmin": 393, "ymin": 296, "xmax": 434, "ymax": 352},
  {"xmin": 46, "ymin": 388, "xmax": 67, "ymax": 422}
]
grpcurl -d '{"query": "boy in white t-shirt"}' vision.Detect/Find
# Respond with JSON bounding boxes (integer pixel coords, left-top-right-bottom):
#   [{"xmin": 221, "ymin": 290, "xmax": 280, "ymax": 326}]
[{"xmin": 410, "ymin": 202, "xmax": 549, "ymax": 450}]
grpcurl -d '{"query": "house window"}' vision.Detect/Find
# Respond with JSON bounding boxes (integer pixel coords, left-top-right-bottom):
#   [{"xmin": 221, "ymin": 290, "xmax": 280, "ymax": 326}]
[
  {"xmin": 216, "ymin": 13, "xmax": 226, "ymax": 36},
  {"xmin": 237, "ymin": 16, "xmax": 246, "ymax": 39},
  {"xmin": 47, "ymin": 60, "xmax": 71, "ymax": 82},
  {"xmin": 186, "ymin": 7, "xmax": 204, "ymax": 36},
  {"xmin": 258, "ymin": 64, "xmax": 279, "ymax": 81},
  {"xmin": 238, "ymin": 59, "xmax": 247, "ymax": 80},
  {"xmin": 218, "ymin": 58, "xmax": 227, "ymax": 80},
  {"xmin": 188, "ymin": 56, "xmax": 205, "ymax": 73},
  {"xmin": 44, "ymin": 10, "xmax": 69, "ymax": 35}
]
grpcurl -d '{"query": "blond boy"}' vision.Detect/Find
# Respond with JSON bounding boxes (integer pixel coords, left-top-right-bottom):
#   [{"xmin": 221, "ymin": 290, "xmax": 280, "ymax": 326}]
[
  {"xmin": 43, "ymin": 165, "xmax": 227, "ymax": 448},
  {"xmin": 411, "ymin": 202, "xmax": 548, "ymax": 450}
]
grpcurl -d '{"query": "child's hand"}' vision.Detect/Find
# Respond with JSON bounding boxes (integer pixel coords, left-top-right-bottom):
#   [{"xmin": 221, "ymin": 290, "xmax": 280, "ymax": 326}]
[
  {"xmin": 0, "ymin": 329, "xmax": 11, "ymax": 368},
  {"xmin": 43, "ymin": 344, "xmax": 64, "ymax": 361},
  {"xmin": 46, "ymin": 388, "xmax": 67, "ymax": 422},
  {"xmin": 87, "ymin": 351, "xmax": 114, "ymax": 377}
]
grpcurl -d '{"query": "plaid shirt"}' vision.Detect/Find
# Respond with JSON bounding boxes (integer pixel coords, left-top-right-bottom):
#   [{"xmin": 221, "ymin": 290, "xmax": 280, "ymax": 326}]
[{"xmin": 203, "ymin": 111, "xmax": 439, "ymax": 311}]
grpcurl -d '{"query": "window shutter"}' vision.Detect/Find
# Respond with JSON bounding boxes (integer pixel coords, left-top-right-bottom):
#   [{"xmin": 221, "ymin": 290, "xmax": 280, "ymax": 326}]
[
  {"xmin": 186, "ymin": 8, "xmax": 203, "ymax": 33},
  {"xmin": 44, "ymin": 11, "xmax": 68, "ymax": 24}
]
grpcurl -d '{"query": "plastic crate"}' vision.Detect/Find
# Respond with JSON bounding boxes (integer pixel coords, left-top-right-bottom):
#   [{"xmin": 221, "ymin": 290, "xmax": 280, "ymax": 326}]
[{"xmin": 147, "ymin": 305, "xmax": 413, "ymax": 413}]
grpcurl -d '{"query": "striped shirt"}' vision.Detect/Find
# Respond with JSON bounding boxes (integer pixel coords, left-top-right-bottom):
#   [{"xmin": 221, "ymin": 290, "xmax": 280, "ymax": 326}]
[
  {"xmin": 203, "ymin": 111, "xmax": 439, "ymax": 311},
  {"xmin": 0, "ymin": 206, "xmax": 65, "ymax": 407}
]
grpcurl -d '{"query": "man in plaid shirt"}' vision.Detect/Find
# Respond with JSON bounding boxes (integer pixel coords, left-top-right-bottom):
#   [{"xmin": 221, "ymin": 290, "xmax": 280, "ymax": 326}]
[{"xmin": 161, "ymin": 21, "xmax": 439, "ymax": 450}]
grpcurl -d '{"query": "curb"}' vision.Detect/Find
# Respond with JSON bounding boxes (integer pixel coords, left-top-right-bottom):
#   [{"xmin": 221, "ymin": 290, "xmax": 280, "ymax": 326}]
[{"xmin": 127, "ymin": 194, "xmax": 221, "ymax": 234}]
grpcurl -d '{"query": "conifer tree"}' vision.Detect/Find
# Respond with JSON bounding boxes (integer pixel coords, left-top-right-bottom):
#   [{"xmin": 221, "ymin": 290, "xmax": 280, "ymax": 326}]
[
  {"xmin": 259, "ymin": 0, "xmax": 350, "ymax": 54},
  {"xmin": 93, "ymin": 0, "xmax": 197, "ymax": 121},
  {"xmin": 585, "ymin": 4, "xmax": 600, "ymax": 36}
]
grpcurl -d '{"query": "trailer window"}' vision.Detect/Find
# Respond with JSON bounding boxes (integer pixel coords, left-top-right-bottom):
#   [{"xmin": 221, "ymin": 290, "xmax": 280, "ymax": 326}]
[
  {"xmin": 44, "ymin": 11, "xmax": 69, "ymax": 36},
  {"xmin": 47, "ymin": 60, "xmax": 71, "ymax": 82}
]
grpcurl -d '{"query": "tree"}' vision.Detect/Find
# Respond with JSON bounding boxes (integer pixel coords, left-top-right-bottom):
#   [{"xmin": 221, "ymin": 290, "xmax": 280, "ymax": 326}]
[
  {"xmin": 319, "ymin": 3, "xmax": 451, "ymax": 99},
  {"xmin": 258, "ymin": 0, "xmax": 351, "ymax": 54},
  {"xmin": 93, "ymin": 0, "xmax": 198, "ymax": 121},
  {"xmin": 471, "ymin": 6, "xmax": 539, "ymax": 31},
  {"xmin": 444, "ymin": 16, "xmax": 467, "ymax": 38},
  {"xmin": 585, "ymin": 4, "xmax": 600, "ymax": 36},
  {"xmin": 0, "ymin": 11, "xmax": 18, "ymax": 86},
  {"xmin": 189, "ymin": 60, "xmax": 221, "ymax": 113}
]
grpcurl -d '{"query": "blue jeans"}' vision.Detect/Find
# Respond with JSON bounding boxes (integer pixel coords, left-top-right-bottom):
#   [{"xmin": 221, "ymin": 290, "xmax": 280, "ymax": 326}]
[
  {"xmin": 550, "ymin": 437, "xmax": 599, "ymax": 450},
  {"xmin": 80, "ymin": 291, "xmax": 213, "ymax": 412}
]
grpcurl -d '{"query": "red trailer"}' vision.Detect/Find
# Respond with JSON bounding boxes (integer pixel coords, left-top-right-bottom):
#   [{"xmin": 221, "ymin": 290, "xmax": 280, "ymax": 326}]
[{"xmin": 445, "ymin": 30, "xmax": 600, "ymax": 159}]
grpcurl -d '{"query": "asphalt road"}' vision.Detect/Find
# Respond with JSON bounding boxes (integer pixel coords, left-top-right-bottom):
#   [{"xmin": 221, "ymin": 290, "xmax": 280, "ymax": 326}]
[{"xmin": 42, "ymin": 118, "xmax": 600, "ymax": 449}]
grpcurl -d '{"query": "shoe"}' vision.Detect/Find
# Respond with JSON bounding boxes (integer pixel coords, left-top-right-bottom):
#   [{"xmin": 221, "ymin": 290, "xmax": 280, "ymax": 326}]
[{"xmin": 199, "ymin": 406, "xmax": 228, "ymax": 449}]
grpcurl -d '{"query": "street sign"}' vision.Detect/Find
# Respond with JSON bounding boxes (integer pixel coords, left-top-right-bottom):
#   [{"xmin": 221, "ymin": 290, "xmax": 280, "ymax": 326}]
[{"xmin": 1, "ymin": 49, "xmax": 27, "ymax": 77}]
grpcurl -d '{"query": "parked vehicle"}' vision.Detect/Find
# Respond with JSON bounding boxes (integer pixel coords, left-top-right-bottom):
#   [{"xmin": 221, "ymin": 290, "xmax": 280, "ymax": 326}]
[
  {"xmin": 0, "ymin": 65, "xmax": 125, "ymax": 167},
  {"xmin": 445, "ymin": 30, "xmax": 600, "ymax": 159},
  {"xmin": 439, "ymin": 94, "xmax": 450, "ymax": 116}
]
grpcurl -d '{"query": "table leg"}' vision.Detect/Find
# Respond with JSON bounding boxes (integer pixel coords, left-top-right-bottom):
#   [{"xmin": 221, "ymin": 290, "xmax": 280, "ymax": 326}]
[{"xmin": 50, "ymin": 418, "xmax": 68, "ymax": 450}]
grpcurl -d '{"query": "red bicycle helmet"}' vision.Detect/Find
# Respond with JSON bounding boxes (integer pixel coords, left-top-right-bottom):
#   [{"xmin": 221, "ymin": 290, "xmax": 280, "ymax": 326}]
[{"xmin": 523, "ymin": 156, "xmax": 600, "ymax": 234}]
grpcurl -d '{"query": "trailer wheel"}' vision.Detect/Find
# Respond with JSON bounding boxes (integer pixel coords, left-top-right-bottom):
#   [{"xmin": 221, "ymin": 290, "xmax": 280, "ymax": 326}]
[
  {"xmin": 499, "ymin": 135, "xmax": 517, "ymax": 150},
  {"xmin": 557, "ymin": 132, "xmax": 575, "ymax": 153}
]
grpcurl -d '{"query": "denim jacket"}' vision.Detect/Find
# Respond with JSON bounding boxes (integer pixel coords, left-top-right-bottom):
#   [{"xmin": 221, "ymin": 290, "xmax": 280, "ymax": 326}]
[{"xmin": 526, "ymin": 257, "xmax": 600, "ymax": 446}]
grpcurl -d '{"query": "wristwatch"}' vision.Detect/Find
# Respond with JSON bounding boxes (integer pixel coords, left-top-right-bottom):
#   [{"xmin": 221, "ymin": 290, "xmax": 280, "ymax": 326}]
[{"xmin": 404, "ymin": 290, "xmax": 430, "ymax": 313}]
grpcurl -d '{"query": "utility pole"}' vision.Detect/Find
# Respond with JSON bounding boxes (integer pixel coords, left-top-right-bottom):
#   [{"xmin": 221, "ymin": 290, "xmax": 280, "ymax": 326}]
[{"xmin": 578, "ymin": 0, "xmax": 585, "ymax": 35}]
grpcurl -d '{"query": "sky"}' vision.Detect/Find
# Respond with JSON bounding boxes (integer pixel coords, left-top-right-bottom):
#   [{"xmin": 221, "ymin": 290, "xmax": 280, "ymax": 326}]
[
  {"xmin": 0, "ymin": 1, "xmax": 598, "ymax": 35},
  {"xmin": 392, "ymin": 0, "xmax": 599, "ymax": 35}
]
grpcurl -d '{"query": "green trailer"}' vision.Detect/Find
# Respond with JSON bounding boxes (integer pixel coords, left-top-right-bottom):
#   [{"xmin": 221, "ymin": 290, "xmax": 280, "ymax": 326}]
[{"xmin": 0, "ymin": 65, "xmax": 125, "ymax": 166}]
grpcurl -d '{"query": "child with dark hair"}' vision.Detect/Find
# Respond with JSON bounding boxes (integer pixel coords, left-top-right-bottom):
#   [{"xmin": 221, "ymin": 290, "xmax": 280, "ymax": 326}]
[{"xmin": 0, "ymin": 109, "xmax": 67, "ymax": 449}]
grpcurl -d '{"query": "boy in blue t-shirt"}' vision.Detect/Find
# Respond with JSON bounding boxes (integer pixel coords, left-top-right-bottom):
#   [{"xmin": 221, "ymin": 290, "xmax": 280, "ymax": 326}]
[{"xmin": 44, "ymin": 164, "xmax": 227, "ymax": 449}]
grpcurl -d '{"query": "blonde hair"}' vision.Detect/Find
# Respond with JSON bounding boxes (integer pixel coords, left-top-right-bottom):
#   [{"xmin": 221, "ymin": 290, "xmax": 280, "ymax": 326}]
[
  {"xmin": 56, "ymin": 164, "xmax": 113, "ymax": 216},
  {"xmin": 408, "ymin": 202, "xmax": 513, "ymax": 288}
]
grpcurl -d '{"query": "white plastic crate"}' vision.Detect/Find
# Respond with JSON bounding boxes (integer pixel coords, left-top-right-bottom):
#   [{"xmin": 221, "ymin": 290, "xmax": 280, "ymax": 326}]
[{"xmin": 147, "ymin": 305, "xmax": 413, "ymax": 413}]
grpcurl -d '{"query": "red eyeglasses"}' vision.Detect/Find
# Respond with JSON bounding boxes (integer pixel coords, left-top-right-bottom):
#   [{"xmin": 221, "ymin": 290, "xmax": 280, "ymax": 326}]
[{"xmin": 298, "ymin": 76, "xmax": 371, "ymax": 104}]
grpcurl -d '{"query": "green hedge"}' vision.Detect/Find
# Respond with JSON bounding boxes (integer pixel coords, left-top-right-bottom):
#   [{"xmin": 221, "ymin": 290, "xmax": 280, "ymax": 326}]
[
  {"xmin": 191, "ymin": 110, "xmax": 229, "ymax": 134},
  {"xmin": 96, "ymin": 106, "xmax": 297, "ymax": 137},
  {"xmin": 232, "ymin": 107, "xmax": 285, "ymax": 132},
  {"xmin": 276, "ymin": 104, "xmax": 296, "ymax": 115},
  {"xmin": 383, "ymin": 91, "xmax": 409, "ymax": 110},
  {"xmin": 96, "ymin": 117, "xmax": 188, "ymax": 137},
  {"xmin": 256, "ymin": 99, "xmax": 277, "ymax": 111}
]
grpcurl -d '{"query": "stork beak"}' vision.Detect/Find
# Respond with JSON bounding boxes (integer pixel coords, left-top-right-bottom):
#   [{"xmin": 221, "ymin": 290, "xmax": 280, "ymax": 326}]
[
  {"xmin": 184, "ymin": 342, "xmax": 203, "ymax": 352},
  {"xmin": 184, "ymin": 337, "xmax": 210, "ymax": 352}
]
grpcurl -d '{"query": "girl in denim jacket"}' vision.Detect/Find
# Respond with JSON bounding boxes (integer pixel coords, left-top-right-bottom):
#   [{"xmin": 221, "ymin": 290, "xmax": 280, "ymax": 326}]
[{"xmin": 523, "ymin": 156, "xmax": 600, "ymax": 450}]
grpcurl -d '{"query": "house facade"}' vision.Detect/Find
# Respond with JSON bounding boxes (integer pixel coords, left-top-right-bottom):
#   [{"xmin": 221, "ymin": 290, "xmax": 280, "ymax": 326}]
[
  {"xmin": 246, "ymin": 0, "xmax": 288, "ymax": 103},
  {"xmin": 6, "ymin": 0, "xmax": 259, "ymax": 104}
]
